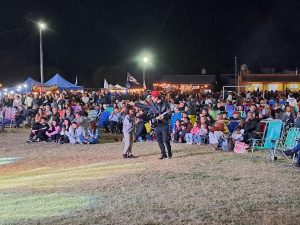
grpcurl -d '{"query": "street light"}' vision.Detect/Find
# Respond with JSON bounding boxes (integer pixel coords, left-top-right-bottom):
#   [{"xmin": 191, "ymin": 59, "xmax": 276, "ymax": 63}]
[
  {"xmin": 38, "ymin": 22, "xmax": 47, "ymax": 84},
  {"xmin": 142, "ymin": 56, "xmax": 149, "ymax": 89}
]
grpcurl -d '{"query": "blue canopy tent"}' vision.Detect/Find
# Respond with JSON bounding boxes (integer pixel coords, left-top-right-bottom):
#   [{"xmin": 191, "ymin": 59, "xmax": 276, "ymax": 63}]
[
  {"xmin": 44, "ymin": 74, "xmax": 84, "ymax": 91},
  {"xmin": 0, "ymin": 77, "xmax": 40, "ymax": 94},
  {"xmin": 22, "ymin": 77, "xmax": 41, "ymax": 93}
]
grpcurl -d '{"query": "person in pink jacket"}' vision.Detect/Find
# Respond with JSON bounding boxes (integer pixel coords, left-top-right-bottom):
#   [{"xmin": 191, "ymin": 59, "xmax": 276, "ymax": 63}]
[
  {"xmin": 46, "ymin": 120, "xmax": 62, "ymax": 142},
  {"xmin": 185, "ymin": 122, "xmax": 200, "ymax": 144}
]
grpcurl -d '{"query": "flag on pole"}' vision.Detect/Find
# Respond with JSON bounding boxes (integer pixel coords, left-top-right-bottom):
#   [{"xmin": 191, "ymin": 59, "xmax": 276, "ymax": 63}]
[
  {"xmin": 75, "ymin": 76, "xmax": 78, "ymax": 85},
  {"xmin": 104, "ymin": 78, "xmax": 109, "ymax": 89},
  {"xmin": 127, "ymin": 72, "xmax": 140, "ymax": 85},
  {"xmin": 143, "ymin": 80, "xmax": 147, "ymax": 90},
  {"xmin": 126, "ymin": 80, "xmax": 130, "ymax": 89}
]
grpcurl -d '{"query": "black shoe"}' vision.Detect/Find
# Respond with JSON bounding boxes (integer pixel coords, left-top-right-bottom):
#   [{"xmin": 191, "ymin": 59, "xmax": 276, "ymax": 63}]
[
  {"xmin": 122, "ymin": 154, "xmax": 128, "ymax": 159},
  {"xmin": 128, "ymin": 154, "xmax": 136, "ymax": 158},
  {"xmin": 159, "ymin": 155, "xmax": 167, "ymax": 160},
  {"xmin": 26, "ymin": 139, "xmax": 33, "ymax": 143},
  {"xmin": 168, "ymin": 153, "xmax": 172, "ymax": 159},
  {"xmin": 283, "ymin": 150, "xmax": 293, "ymax": 157}
]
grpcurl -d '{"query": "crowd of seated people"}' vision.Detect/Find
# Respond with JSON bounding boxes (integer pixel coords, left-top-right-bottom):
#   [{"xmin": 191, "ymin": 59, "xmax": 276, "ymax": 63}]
[{"xmin": 0, "ymin": 90, "xmax": 300, "ymax": 160}]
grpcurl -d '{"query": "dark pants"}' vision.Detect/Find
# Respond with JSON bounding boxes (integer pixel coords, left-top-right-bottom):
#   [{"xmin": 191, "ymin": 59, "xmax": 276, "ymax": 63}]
[
  {"xmin": 291, "ymin": 142, "xmax": 300, "ymax": 164},
  {"xmin": 1, "ymin": 118, "xmax": 11, "ymax": 129},
  {"xmin": 15, "ymin": 116, "xmax": 26, "ymax": 127},
  {"xmin": 155, "ymin": 124, "xmax": 172, "ymax": 157},
  {"xmin": 30, "ymin": 130, "xmax": 48, "ymax": 141},
  {"xmin": 50, "ymin": 134, "xmax": 61, "ymax": 142},
  {"xmin": 105, "ymin": 121, "xmax": 118, "ymax": 132},
  {"xmin": 173, "ymin": 132, "xmax": 180, "ymax": 143},
  {"xmin": 59, "ymin": 135, "xmax": 70, "ymax": 143}
]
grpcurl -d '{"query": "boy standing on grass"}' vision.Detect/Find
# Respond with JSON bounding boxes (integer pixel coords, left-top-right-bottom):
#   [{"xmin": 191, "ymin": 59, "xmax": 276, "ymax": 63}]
[{"xmin": 122, "ymin": 105, "xmax": 136, "ymax": 158}]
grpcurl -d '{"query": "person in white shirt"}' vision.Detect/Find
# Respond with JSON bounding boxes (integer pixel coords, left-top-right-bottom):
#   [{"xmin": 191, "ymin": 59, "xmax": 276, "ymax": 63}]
[
  {"xmin": 24, "ymin": 93, "xmax": 33, "ymax": 109},
  {"xmin": 81, "ymin": 93, "xmax": 90, "ymax": 104},
  {"xmin": 287, "ymin": 95, "xmax": 297, "ymax": 108},
  {"xmin": 204, "ymin": 97, "xmax": 212, "ymax": 105},
  {"xmin": 13, "ymin": 95, "xmax": 22, "ymax": 108}
]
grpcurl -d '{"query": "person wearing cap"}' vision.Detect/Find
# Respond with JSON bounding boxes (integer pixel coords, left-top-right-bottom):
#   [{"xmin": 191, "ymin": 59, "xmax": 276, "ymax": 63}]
[
  {"xmin": 149, "ymin": 91, "xmax": 172, "ymax": 159},
  {"xmin": 122, "ymin": 105, "xmax": 136, "ymax": 158},
  {"xmin": 229, "ymin": 111, "xmax": 241, "ymax": 120}
]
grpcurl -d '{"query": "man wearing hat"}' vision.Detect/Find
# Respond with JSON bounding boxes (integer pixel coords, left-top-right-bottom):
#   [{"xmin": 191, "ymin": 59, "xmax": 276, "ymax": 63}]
[{"xmin": 149, "ymin": 91, "xmax": 172, "ymax": 159}]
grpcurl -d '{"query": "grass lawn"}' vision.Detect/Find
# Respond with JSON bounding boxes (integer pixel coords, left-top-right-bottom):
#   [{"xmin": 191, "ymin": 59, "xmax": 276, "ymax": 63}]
[{"xmin": 0, "ymin": 129, "xmax": 299, "ymax": 225}]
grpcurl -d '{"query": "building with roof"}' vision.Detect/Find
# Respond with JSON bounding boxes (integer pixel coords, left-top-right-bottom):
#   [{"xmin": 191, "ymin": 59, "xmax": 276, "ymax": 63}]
[
  {"xmin": 153, "ymin": 75, "xmax": 216, "ymax": 92},
  {"xmin": 239, "ymin": 71, "xmax": 300, "ymax": 92}
]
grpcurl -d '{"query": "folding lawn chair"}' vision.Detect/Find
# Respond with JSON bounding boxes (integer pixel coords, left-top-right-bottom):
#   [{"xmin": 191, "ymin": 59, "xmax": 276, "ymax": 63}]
[
  {"xmin": 251, "ymin": 119, "xmax": 284, "ymax": 160},
  {"xmin": 273, "ymin": 127, "xmax": 300, "ymax": 165},
  {"xmin": 2, "ymin": 107, "xmax": 17, "ymax": 131},
  {"xmin": 87, "ymin": 109, "xmax": 99, "ymax": 122},
  {"xmin": 188, "ymin": 115, "xmax": 197, "ymax": 125},
  {"xmin": 226, "ymin": 105, "xmax": 235, "ymax": 118},
  {"xmin": 227, "ymin": 120, "xmax": 240, "ymax": 133},
  {"xmin": 170, "ymin": 112, "xmax": 182, "ymax": 131}
]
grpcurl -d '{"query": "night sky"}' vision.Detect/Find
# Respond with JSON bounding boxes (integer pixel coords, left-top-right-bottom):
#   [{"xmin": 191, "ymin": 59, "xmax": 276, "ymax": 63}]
[{"xmin": 0, "ymin": 0, "xmax": 299, "ymax": 87}]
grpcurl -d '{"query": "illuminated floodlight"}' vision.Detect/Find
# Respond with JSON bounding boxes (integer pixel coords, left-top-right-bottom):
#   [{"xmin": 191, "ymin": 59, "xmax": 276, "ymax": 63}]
[
  {"xmin": 143, "ymin": 57, "xmax": 149, "ymax": 63},
  {"xmin": 38, "ymin": 22, "xmax": 47, "ymax": 30},
  {"xmin": 4, "ymin": 88, "xmax": 7, "ymax": 92},
  {"xmin": 23, "ymin": 84, "xmax": 28, "ymax": 88}
]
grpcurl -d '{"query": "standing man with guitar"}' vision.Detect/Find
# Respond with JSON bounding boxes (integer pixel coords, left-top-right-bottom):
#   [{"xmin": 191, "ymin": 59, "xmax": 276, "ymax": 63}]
[{"xmin": 149, "ymin": 91, "xmax": 172, "ymax": 159}]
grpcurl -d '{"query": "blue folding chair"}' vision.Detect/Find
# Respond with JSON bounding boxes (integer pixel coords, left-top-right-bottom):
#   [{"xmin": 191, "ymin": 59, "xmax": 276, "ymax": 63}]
[
  {"xmin": 227, "ymin": 120, "xmax": 240, "ymax": 133},
  {"xmin": 226, "ymin": 105, "xmax": 235, "ymax": 118},
  {"xmin": 251, "ymin": 120, "xmax": 283, "ymax": 160},
  {"xmin": 98, "ymin": 111, "xmax": 111, "ymax": 128},
  {"xmin": 170, "ymin": 112, "xmax": 182, "ymax": 131}
]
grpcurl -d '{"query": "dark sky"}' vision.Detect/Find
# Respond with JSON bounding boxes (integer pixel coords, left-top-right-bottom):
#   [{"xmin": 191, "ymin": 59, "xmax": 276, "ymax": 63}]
[{"xmin": 0, "ymin": 0, "xmax": 299, "ymax": 87}]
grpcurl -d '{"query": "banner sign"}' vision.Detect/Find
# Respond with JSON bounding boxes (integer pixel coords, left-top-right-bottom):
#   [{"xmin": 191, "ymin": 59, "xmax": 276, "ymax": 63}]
[{"xmin": 32, "ymin": 85, "xmax": 58, "ymax": 93}]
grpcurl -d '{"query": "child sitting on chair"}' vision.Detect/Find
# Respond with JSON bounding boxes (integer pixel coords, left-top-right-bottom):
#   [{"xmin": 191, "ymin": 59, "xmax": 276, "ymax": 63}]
[{"xmin": 232, "ymin": 126, "xmax": 244, "ymax": 144}]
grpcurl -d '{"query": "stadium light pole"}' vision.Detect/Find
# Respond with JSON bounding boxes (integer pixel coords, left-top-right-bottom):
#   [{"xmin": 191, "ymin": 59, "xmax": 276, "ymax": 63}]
[
  {"xmin": 143, "ymin": 56, "xmax": 149, "ymax": 89},
  {"xmin": 38, "ymin": 22, "xmax": 47, "ymax": 84}
]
